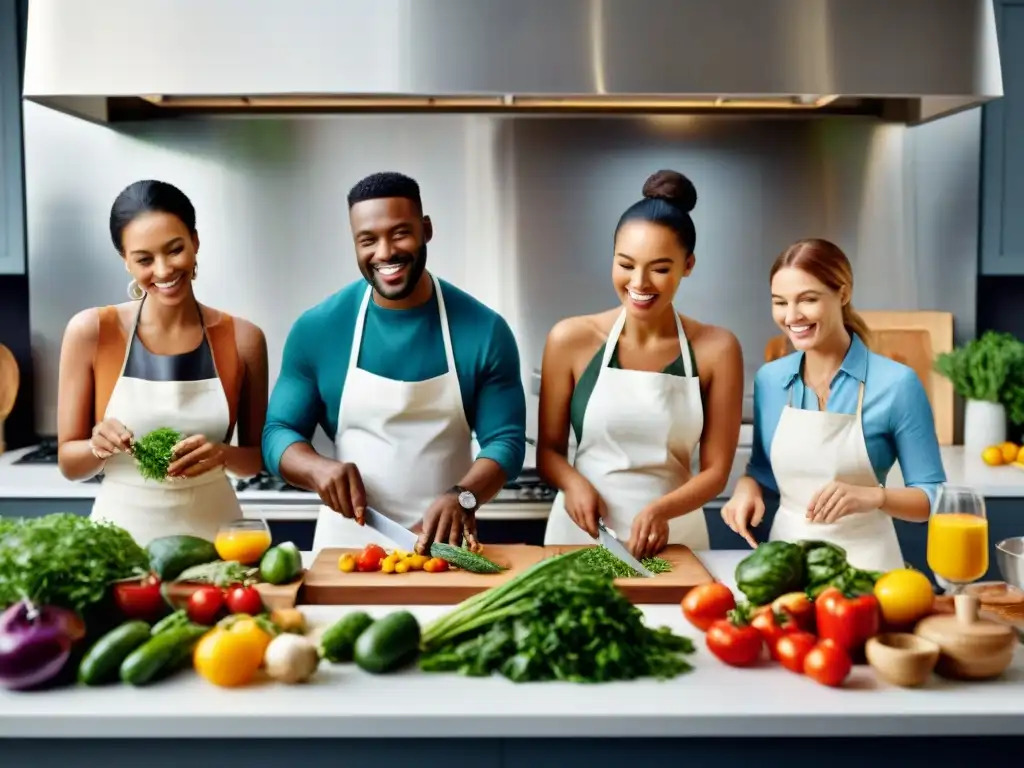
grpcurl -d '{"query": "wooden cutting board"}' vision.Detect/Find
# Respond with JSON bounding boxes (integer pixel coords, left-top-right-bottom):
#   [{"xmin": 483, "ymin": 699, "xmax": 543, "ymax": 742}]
[
  {"xmin": 163, "ymin": 572, "xmax": 306, "ymax": 611},
  {"xmin": 547, "ymin": 545, "xmax": 715, "ymax": 603},
  {"xmin": 302, "ymin": 544, "xmax": 714, "ymax": 605},
  {"xmin": 302, "ymin": 545, "xmax": 547, "ymax": 605}
]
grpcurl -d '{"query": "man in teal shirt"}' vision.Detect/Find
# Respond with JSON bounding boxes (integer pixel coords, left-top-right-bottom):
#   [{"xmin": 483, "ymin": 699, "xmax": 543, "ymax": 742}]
[{"xmin": 262, "ymin": 172, "xmax": 526, "ymax": 554}]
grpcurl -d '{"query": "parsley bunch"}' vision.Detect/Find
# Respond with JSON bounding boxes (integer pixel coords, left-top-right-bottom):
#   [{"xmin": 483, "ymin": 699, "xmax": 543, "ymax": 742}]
[{"xmin": 132, "ymin": 427, "xmax": 183, "ymax": 482}]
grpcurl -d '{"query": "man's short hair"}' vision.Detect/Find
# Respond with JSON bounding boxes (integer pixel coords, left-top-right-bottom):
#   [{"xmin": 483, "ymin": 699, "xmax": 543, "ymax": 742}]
[{"xmin": 347, "ymin": 171, "xmax": 422, "ymax": 212}]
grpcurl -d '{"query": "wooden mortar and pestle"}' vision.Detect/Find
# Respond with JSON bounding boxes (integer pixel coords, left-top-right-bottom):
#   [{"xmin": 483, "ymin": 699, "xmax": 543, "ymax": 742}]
[{"xmin": 913, "ymin": 594, "xmax": 1017, "ymax": 680}]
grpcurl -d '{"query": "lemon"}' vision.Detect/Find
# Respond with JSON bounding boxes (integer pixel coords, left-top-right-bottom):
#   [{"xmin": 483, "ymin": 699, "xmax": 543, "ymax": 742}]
[
  {"xmin": 1000, "ymin": 442, "xmax": 1020, "ymax": 464},
  {"xmin": 981, "ymin": 446, "xmax": 1005, "ymax": 466},
  {"xmin": 874, "ymin": 568, "xmax": 936, "ymax": 626}
]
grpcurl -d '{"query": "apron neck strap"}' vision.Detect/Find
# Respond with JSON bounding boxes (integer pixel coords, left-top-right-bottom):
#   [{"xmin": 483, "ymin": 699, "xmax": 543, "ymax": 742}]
[
  {"xmin": 786, "ymin": 356, "xmax": 868, "ymax": 415},
  {"xmin": 602, "ymin": 307, "xmax": 693, "ymax": 376}
]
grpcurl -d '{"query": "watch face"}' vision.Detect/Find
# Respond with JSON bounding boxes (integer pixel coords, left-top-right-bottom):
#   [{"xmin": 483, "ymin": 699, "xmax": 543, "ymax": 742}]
[{"xmin": 457, "ymin": 490, "xmax": 476, "ymax": 510}]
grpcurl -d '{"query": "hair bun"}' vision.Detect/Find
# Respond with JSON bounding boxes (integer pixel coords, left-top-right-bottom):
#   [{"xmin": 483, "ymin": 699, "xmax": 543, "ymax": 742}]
[{"xmin": 642, "ymin": 170, "xmax": 697, "ymax": 213}]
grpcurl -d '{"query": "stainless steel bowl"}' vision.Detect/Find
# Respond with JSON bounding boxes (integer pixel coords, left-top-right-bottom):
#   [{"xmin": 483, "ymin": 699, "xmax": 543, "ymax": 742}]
[{"xmin": 996, "ymin": 537, "xmax": 1024, "ymax": 590}]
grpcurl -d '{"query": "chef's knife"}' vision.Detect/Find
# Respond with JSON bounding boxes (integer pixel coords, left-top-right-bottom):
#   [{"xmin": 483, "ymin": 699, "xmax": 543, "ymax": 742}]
[
  {"xmin": 362, "ymin": 505, "xmax": 419, "ymax": 552},
  {"xmin": 596, "ymin": 521, "xmax": 655, "ymax": 578}
]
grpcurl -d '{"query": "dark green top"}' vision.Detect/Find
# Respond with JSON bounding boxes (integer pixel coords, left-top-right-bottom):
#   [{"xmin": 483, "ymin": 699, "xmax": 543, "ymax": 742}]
[{"xmin": 569, "ymin": 341, "xmax": 700, "ymax": 444}]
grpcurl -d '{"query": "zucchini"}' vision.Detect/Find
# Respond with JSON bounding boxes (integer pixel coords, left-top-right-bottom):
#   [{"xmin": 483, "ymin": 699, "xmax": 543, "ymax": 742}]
[
  {"xmin": 120, "ymin": 623, "xmax": 208, "ymax": 686},
  {"xmin": 353, "ymin": 611, "xmax": 421, "ymax": 674},
  {"xmin": 146, "ymin": 535, "xmax": 219, "ymax": 580},
  {"xmin": 318, "ymin": 611, "xmax": 374, "ymax": 663},
  {"xmin": 78, "ymin": 620, "xmax": 152, "ymax": 686},
  {"xmin": 429, "ymin": 543, "xmax": 504, "ymax": 574}
]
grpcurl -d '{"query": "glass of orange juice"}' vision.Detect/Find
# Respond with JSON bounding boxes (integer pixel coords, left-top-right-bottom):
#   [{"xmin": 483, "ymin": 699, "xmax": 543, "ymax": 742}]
[
  {"xmin": 927, "ymin": 484, "xmax": 988, "ymax": 594},
  {"xmin": 215, "ymin": 518, "xmax": 272, "ymax": 565}
]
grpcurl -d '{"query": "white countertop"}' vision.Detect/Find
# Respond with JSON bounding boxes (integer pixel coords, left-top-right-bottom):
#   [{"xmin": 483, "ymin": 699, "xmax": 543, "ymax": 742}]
[{"xmin": 1, "ymin": 550, "xmax": 1023, "ymax": 739}]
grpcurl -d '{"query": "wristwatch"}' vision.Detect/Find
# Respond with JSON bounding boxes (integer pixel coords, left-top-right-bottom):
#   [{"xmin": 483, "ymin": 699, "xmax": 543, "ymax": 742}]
[{"xmin": 449, "ymin": 485, "xmax": 478, "ymax": 513}]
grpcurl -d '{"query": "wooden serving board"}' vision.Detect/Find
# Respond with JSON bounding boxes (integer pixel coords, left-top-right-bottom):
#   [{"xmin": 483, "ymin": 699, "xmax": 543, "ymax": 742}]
[
  {"xmin": 302, "ymin": 545, "xmax": 547, "ymax": 605},
  {"xmin": 163, "ymin": 571, "xmax": 306, "ymax": 611},
  {"xmin": 548, "ymin": 544, "xmax": 715, "ymax": 603}
]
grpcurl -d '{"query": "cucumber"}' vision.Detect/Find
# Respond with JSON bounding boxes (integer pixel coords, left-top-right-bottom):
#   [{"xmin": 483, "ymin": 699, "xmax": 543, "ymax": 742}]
[
  {"xmin": 146, "ymin": 535, "xmax": 219, "ymax": 580},
  {"xmin": 260, "ymin": 543, "xmax": 303, "ymax": 585},
  {"xmin": 120, "ymin": 623, "xmax": 208, "ymax": 686},
  {"xmin": 353, "ymin": 611, "xmax": 421, "ymax": 674},
  {"xmin": 318, "ymin": 611, "xmax": 374, "ymax": 663},
  {"xmin": 150, "ymin": 609, "xmax": 189, "ymax": 636},
  {"xmin": 78, "ymin": 621, "xmax": 152, "ymax": 686},
  {"xmin": 429, "ymin": 543, "xmax": 504, "ymax": 574}
]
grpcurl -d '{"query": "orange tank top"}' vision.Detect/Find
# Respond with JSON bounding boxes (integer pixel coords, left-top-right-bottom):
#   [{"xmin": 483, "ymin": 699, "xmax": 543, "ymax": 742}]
[{"xmin": 92, "ymin": 306, "xmax": 244, "ymax": 436}]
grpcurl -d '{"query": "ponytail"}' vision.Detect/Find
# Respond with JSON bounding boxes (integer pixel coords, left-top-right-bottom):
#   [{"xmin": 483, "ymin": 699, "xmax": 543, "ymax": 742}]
[{"xmin": 842, "ymin": 303, "xmax": 872, "ymax": 348}]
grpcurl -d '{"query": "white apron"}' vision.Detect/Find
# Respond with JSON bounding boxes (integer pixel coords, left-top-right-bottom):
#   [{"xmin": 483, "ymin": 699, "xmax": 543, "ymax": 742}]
[
  {"xmin": 544, "ymin": 308, "xmax": 709, "ymax": 550},
  {"xmin": 90, "ymin": 302, "xmax": 241, "ymax": 547},
  {"xmin": 312, "ymin": 274, "xmax": 474, "ymax": 551},
  {"xmin": 768, "ymin": 376, "xmax": 905, "ymax": 573}
]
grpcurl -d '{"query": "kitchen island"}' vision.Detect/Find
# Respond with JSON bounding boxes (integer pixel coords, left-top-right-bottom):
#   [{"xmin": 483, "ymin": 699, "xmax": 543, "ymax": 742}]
[{"xmin": 3, "ymin": 552, "xmax": 1024, "ymax": 766}]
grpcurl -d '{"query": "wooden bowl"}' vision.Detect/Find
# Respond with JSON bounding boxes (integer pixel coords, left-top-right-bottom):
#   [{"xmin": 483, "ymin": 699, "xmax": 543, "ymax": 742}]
[
  {"xmin": 865, "ymin": 632, "xmax": 940, "ymax": 687},
  {"xmin": 915, "ymin": 594, "xmax": 1017, "ymax": 680}
]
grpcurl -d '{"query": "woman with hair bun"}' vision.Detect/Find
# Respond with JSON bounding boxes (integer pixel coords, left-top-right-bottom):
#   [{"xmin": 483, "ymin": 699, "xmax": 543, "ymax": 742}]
[
  {"xmin": 723, "ymin": 238, "xmax": 945, "ymax": 572},
  {"xmin": 537, "ymin": 170, "xmax": 745, "ymax": 558},
  {"xmin": 55, "ymin": 180, "xmax": 269, "ymax": 545}
]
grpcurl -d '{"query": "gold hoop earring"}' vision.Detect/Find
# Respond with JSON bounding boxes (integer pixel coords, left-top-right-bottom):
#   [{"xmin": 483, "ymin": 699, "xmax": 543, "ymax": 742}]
[{"xmin": 127, "ymin": 279, "xmax": 145, "ymax": 301}]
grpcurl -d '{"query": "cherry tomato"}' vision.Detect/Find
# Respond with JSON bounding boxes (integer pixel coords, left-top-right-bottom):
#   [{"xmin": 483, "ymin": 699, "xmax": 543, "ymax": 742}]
[
  {"xmin": 775, "ymin": 631, "xmax": 818, "ymax": 674},
  {"xmin": 681, "ymin": 583, "xmax": 737, "ymax": 632},
  {"xmin": 751, "ymin": 606, "xmax": 799, "ymax": 659},
  {"xmin": 804, "ymin": 639, "xmax": 853, "ymax": 687},
  {"xmin": 357, "ymin": 544, "xmax": 387, "ymax": 572},
  {"xmin": 224, "ymin": 585, "xmax": 264, "ymax": 616},
  {"xmin": 187, "ymin": 585, "xmax": 226, "ymax": 625},
  {"xmin": 112, "ymin": 574, "xmax": 167, "ymax": 621},
  {"xmin": 705, "ymin": 607, "xmax": 764, "ymax": 667}
]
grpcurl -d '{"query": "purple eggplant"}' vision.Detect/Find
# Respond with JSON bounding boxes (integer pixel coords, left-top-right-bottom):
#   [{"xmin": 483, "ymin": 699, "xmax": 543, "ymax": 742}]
[{"xmin": 0, "ymin": 599, "xmax": 86, "ymax": 691}]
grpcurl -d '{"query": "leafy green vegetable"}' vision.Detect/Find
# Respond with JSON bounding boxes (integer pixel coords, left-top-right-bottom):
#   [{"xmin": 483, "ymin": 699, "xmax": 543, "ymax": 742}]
[
  {"xmin": 734, "ymin": 540, "xmax": 805, "ymax": 605},
  {"xmin": 800, "ymin": 540, "xmax": 848, "ymax": 586},
  {"xmin": 577, "ymin": 546, "xmax": 672, "ymax": 578},
  {"xmin": 173, "ymin": 560, "xmax": 257, "ymax": 587},
  {"xmin": 0, "ymin": 513, "xmax": 149, "ymax": 613},
  {"xmin": 934, "ymin": 331, "xmax": 1024, "ymax": 424},
  {"xmin": 419, "ymin": 550, "xmax": 694, "ymax": 683},
  {"xmin": 132, "ymin": 427, "xmax": 184, "ymax": 482}
]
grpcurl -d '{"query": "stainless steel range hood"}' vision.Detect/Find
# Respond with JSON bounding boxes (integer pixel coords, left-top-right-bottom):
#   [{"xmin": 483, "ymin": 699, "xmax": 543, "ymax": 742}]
[{"xmin": 23, "ymin": 0, "xmax": 1003, "ymax": 125}]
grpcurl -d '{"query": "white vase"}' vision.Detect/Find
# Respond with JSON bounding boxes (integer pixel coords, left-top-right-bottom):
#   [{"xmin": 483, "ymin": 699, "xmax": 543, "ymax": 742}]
[{"xmin": 963, "ymin": 399, "xmax": 1007, "ymax": 456}]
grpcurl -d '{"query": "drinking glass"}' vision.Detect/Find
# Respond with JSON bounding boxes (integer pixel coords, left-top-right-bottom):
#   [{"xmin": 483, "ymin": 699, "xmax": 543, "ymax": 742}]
[
  {"xmin": 215, "ymin": 518, "xmax": 272, "ymax": 565},
  {"xmin": 926, "ymin": 485, "xmax": 988, "ymax": 595}
]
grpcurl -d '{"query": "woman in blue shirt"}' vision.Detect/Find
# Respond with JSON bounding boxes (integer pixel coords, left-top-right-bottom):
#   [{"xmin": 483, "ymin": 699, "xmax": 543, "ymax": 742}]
[{"xmin": 722, "ymin": 238, "xmax": 946, "ymax": 572}]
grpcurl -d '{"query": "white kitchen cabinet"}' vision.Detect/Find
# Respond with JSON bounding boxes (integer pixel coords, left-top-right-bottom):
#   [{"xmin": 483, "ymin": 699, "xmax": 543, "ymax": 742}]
[{"xmin": 0, "ymin": 0, "xmax": 26, "ymax": 276}]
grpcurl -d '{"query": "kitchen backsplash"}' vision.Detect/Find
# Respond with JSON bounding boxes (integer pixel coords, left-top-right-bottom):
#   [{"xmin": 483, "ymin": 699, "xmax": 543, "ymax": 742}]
[{"xmin": 21, "ymin": 103, "xmax": 982, "ymax": 440}]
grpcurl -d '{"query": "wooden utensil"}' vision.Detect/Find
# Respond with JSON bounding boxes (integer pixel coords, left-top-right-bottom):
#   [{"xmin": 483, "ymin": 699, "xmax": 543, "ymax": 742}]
[
  {"xmin": 0, "ymin": 343, "xmax": 19, "ymax": 455},
  {"xmin": 914, "ymin": 594, "xmax": 1016, "ymax": 680},
  {"xmin": 865, "ymin": 632, "xmax": 940, "ymax": 687}
]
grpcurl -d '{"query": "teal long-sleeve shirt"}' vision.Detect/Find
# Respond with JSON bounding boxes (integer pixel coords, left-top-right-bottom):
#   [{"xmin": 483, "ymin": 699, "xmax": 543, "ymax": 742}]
[{"xmin": 262, "ymin": 276, "xmax": 527, "ymax": 482}]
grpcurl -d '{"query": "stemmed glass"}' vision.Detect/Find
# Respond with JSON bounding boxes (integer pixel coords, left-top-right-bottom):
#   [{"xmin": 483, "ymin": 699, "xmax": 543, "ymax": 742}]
[
  {"xmin": 214, "ymin": 518, "xmax": 272, "ymax": 566},
  {"xmin": 926, "ymin": 484, "xmax": 988, "ymax": 595}
]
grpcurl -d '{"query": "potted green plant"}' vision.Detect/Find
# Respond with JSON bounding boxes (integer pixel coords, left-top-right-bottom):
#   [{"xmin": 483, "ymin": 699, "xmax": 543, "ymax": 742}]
[{"xmin": 934, "ymin": 331, "xmax": 1024, "ymax": 455}]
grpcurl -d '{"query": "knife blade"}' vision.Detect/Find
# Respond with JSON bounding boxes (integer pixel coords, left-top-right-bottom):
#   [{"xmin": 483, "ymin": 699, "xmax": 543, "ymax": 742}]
[
  {"xmin": 362, "ymin": 506, "xmax": 419, "ymax": 552},
  {"xmin": 596, "ymin": 521, "xmax": 655, "ymax": 578}
]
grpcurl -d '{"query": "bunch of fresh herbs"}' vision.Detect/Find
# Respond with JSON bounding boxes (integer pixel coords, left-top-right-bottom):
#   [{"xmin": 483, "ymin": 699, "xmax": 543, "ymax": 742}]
[
  {"xmin": 419, "ymin": 549, "xmax": 695, "ymax": 683},
  {"xmin": 132, "ymin": 427, "xmax": 184, "ymax": 482},
  {"xmin": 578, "ymin": 545, "xmax": 672, "ymax": 578},
  {"xmin": 934, "ymin": 331, "xmax": 1024, "ymax": 424},
  {"xmin": 0, "ymin": 513, "xmax": 150, "ymax": 613}
]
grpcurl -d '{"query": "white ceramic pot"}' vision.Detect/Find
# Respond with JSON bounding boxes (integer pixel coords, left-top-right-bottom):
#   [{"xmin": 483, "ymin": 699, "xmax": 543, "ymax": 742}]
[{"xmin": 964, "ymin": 399, "xmax": 1007, "ymax": 456}]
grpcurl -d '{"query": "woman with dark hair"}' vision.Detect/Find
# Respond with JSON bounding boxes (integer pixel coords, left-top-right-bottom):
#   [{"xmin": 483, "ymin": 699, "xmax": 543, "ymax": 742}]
[
  {"xmin": 537, "ymin": 170, "xmax": 744, "ymax": 558},
  {"xmin": 722, "ymin": 238, "xmax": 946, "ymax": 572},
  {"xmin": 56, "ymin": 180, "xmax": 269, "ymax": 545}
]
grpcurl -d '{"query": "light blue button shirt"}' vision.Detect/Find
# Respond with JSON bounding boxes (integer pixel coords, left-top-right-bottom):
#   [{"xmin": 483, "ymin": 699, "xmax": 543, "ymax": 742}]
[{"xmin": 746, "ymin": 333, "xmax": 947, "ymax": 507}]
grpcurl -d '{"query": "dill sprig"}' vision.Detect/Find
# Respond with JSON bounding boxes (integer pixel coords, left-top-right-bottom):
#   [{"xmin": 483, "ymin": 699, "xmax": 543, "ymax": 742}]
[{"xmin": 578, "ymin": 546, "xmax": 672, "ymax": 578}]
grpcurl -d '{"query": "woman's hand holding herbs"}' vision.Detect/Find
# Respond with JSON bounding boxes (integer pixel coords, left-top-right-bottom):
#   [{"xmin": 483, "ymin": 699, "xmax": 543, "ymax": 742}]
[
  {"xmin": 166, "ymin": 434, "xmax": 228, "ymax": 479},
  {"xmin": 89, "ymin": 418, "xmax": 133, "ymax": 461}
]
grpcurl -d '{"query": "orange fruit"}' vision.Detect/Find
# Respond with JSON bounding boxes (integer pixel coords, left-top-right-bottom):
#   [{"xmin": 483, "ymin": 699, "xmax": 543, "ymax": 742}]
[
  {"xmin": 981, "ymin": 446, "xmax": 1005, "ymax": 466},
  {"xmin": 1000, "ymin": 442, "xmax": 1019, "ymax": 464}
]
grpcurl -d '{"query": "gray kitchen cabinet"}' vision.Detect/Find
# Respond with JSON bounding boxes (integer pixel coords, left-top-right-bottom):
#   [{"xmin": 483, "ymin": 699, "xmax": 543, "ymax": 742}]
[
  {"xmin": 981, "ymin": 0, "xmax": 1024, "ymax": 275},
  {"xmin": 0, "ymin": 0, "xmax": 26, "ymax": 276}
]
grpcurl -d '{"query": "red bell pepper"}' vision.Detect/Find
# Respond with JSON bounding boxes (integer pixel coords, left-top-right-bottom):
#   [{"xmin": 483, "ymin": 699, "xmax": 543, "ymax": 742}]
[
  {"xmin": 814, "ymin": 586, "xmax": 880, "ymax": 655},
  {"xmin": 112, "ymin": 573, "xmax": 167, "ymax": 621}
]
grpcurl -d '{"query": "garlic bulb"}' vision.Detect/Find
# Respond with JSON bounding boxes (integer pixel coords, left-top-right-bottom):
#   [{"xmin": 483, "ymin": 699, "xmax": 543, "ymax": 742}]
[{"xmin": 263, "ymin": 633, "xmax": 320, "ymax": 684}]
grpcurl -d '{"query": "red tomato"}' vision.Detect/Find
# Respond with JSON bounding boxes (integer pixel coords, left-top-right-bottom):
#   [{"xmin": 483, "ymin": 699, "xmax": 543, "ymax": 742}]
[
  {"xmin": 187, "ymin": 586, "xmax": 226, "ymax": 625},
  {"xmin": 750, "ymin": 607, "xmax": 799, "ymax": 659},
  {"xmin": 775, "ymin": 631, "xmax": 818, "ymax": 674},
  {"xmin": 224, "ymin": 586, "xmax": 264, "ymax": 616},
  {"xmin": 705, "ymin": 612, "xmax": 764, "ymax": 667},
  {"xmin": 357, "ymin": 544, "xmax": 387, "ymax": 572},
  {"xmin": 804, "ymin": 640, "xmax": 853, "ymax": 687},
  {"xmin": 112, "ymin": 574, "xmax": 166, "ymax": 621},
  {"xmin": 681, "ymin": 583, "xmax": 737, "ymax": 632}
]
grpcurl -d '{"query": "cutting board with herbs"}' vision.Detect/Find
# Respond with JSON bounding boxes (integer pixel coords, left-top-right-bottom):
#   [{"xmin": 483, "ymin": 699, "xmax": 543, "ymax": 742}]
[
  {"xmin": 303, "ymin": 545, "xmax": 549, "ymax": 605},
  {"xmin": 547, "ymin": 544, "xmax": 715, "ymax": 603}
]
